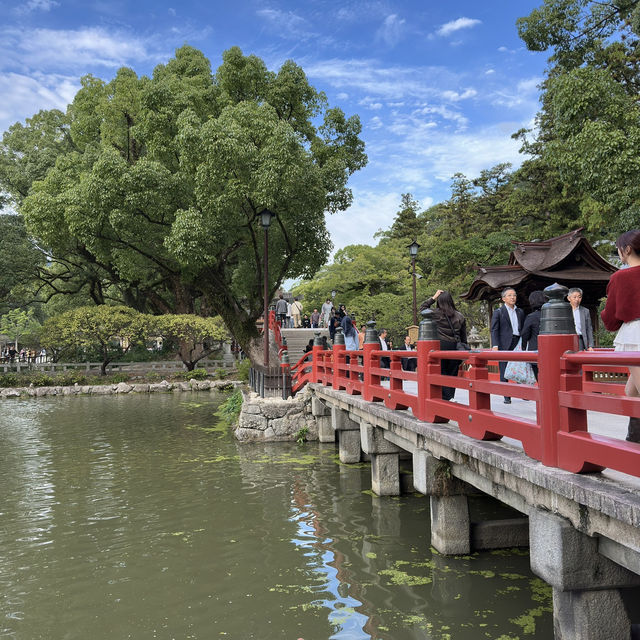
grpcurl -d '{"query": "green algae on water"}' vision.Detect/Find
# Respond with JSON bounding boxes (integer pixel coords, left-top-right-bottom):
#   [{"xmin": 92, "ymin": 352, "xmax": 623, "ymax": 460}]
[{"xmin": 378, "ymin": 568, "xmax": 432, "ymax": 586}]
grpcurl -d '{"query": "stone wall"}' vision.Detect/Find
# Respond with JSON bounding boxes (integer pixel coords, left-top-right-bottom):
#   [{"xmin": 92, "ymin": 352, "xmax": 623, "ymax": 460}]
[
  {"xmin": 235, "ymin": 387, "xmax": 318, "ymax": 442},
  {"xmin": 0, "ymin": 379, "xmax": 241, "ymax": 398}
]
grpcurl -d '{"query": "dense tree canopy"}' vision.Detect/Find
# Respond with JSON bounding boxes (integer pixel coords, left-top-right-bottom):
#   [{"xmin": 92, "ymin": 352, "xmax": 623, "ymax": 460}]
[
  {"xmin": 517, "ymin": 0, "xmax": 640, "ymax": 230},
  {"xmin": 1, "ymin": 45, "xmax": 366, "ymax": 363}
]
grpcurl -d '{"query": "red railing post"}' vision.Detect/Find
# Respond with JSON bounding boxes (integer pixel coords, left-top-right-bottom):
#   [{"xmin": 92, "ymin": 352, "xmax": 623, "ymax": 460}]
[
  {"xmin": 332, "ymin": 329, "xmax": 346, "ymax": 390},
  {"xmin": 311, "ymin": 337, "xmax": 324, "ymax": 384},
  {"xmin": 537, "ymin": 333, "xmax": 579, "ymax": 466},
  {"xmin": 537, "ymin": 283, "xmax": 580, "ymax": 467},
  {"xmin": 416, "ymin": 309, "xmax": 449, "ymax": 423},
  {"xmin": 362, "ymin": 322, "xmax": 379, "ymax": 402}
]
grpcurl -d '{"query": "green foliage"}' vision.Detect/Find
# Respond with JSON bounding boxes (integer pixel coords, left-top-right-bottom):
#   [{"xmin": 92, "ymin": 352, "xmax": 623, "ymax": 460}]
[
  {"xmin": 235, "ymin": 359, "xmax": 250, "ymax": 382},
  {"xmin": 517, "ymin": 0, "xmax": 640, "ymax": 233},
  {"xmin": 108, "ymin": 373, "xmax": 131, "ymax": 384},
  {"xmin": 40, "ymin": 305, "xmax": 149, "ymax": 374},
  {"xmin": 0, "ymin": 308, "xmax": 41, "ymax": 347},
  {"xmin": 2, "ymin": 45, "xmax": 366, "ymax": 364},
  {"xmin": 189, "ymin": 368, "xmax": 209, "ymax": 380},
  {"xmin": 295, "ymin": 426, "xmax": 309, "ymax": 444},
  {"xmin": 152, "ymin": 314, "xmax": 229, "ymax": 369},
  {"xmin": 0, "ymin": 215, "xmax": 45, "ymax": 311},
  {"xmin": 215, "ymin": 388, "xmax": 243, "ymax": 425}
]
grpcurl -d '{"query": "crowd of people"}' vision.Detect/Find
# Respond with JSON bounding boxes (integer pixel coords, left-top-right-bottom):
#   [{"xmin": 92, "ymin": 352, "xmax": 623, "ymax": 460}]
[
  {"xmin": 1, "ymin": 347, "xmax": 47, "ymax": 363},
  {"xmin": 281, "ymin": 229, "xmax": 640, "ymax": 441}
]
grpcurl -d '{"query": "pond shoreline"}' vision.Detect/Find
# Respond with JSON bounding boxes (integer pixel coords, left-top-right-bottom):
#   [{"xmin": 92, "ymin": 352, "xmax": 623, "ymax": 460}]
[{"xmin": 0, "ymin": 378, "xmax": 244, "ymax": 398}]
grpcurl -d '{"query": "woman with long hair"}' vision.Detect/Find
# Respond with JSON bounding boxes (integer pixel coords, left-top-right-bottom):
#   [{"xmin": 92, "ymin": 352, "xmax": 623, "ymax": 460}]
[
  {"xmin": 341, "ymin": 315, "xmax": 359, "ymax": 351},
  {"xmin": 420, "ymin": 289, "xmax": 467, "ymax": 401},
  {"xmin": 601, "ymin": 230, "xmax": 640, "ymax": 442}
]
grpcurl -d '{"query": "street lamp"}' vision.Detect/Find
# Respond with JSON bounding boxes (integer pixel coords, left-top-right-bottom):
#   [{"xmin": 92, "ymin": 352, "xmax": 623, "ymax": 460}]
[
  {"xmin": 261, "ymin": 208, "xmax": 274, "ymax": 367},
  {"xmin": 407, "ymin": 240, "xmax": 420, "ymax": 325}
]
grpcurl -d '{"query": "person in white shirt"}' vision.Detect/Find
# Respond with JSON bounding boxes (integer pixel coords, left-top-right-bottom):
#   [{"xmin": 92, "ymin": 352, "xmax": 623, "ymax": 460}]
[
  {"xmin": 567, "ymin": 288, "xmax": 594, "ymax": 351},
  {"xmin": 490, "ymin": 287, "xmax": 525, "ymax": 404}
]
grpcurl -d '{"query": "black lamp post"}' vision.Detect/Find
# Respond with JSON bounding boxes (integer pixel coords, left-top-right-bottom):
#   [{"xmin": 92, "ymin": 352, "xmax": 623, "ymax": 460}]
[
  {"xmin": 408, "ymin": 240, "xmax": 420, "ymax": 325},
  {"xmin": 261, "ymin": 208, "xmax": 274, "ymax": 367}
]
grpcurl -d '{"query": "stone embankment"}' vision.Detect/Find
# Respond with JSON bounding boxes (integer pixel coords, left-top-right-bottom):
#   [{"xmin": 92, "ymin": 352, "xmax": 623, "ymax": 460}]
[
  {"xmin": 235, "ymin": 387, "xmax": 317, "ymax": 442},
  {"xmin": 0, "ymin": 379, "xmax": 242, "ymax": 398}
]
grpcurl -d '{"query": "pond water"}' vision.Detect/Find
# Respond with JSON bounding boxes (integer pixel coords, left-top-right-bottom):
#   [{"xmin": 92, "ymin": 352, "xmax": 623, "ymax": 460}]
[{"xmin": 0, "ymin": 392, "xmax": 552, "ymax": 639}]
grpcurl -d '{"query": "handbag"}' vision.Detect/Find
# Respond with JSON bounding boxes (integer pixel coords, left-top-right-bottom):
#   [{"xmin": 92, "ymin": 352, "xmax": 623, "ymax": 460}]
[
  {"xmin": 444, "ymin": 313, "xmax": 469, "ymax": 351},
  {"xmin": 504, "ymin": 339, "xmax": 536, "ymax": 385}
]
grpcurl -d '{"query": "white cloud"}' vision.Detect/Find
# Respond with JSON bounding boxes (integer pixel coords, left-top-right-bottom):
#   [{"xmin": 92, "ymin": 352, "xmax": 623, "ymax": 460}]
[
  {"xmin": 0, "ymin": 71, "xmax": 78, "ymax": 132},
  {"xmin": 491, "ymin": 76, "xmax": 542, "ymax": 109},
  {"xmin": 0, "ymin": 27, "xmax": 155, "ymax": 71},
  {"xmin": 441, "ymin": 88, "xmax": 477, "ymax": 102},
  {"xmin": 305, "ymin": 58, "xmax": 459, "ymax": 102},
  {"xmin": 14, "ymin": 0, "xmax": 59, "ymax": 14},
  {"xmin": 376, "ymin": 14, "xmax": 406, "ymax": 47},
  {"xmin": 437, "ymin": 17, "xmax": 481, "ymax": 37},
  {"xmin": 256, "ymin": 8, "xmax": 314, "ymax": 39},
  {"xmin": 325, "ymin": 190, "xmax": 402, "ymax": 252}
]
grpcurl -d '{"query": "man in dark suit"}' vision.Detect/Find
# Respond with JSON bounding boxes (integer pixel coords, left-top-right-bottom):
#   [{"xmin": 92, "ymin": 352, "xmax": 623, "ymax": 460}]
[
  {"xmin": 490, "ymin": 287, "xmax": 525, "ymax": 404},
  {"xmin": 567, "ymin": 288, "xmax": 594, "ymax": 351}
]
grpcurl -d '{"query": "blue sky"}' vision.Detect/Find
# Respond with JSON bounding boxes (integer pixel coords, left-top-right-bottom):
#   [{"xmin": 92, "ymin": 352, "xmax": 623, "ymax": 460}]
[{"xmin": 0, "ymin": 0, "xmax": 549, "ymax": 253}]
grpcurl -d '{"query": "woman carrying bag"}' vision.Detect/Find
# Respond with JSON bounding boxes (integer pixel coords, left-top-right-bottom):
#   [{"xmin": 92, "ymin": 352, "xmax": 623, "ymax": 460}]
[{"xmin": 420, "ymin": 290, "xmax": 468, "ymax": 401}]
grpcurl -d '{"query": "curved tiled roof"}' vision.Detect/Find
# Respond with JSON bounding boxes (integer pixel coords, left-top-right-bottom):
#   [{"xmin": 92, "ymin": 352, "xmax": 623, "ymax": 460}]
[{"xmin": 461, "ymin": 229, "xmax": 616, "ymax": 304}]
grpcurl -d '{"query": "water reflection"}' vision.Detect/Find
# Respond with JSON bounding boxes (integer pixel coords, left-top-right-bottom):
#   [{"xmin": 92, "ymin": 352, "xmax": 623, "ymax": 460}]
[{"xmin": 0, "ymin": 394, "xmax": 552, "ymax": 639}]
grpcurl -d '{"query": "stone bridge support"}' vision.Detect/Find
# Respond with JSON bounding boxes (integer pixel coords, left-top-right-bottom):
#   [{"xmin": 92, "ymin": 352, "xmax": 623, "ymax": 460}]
[
  {"xmin": 530, "ymin": 510, "xmax": 640, "ymax": 640},
  {"xmin": 311, "ymin": 396, "xmax": 334, "ymax": 443},
  {"xmin": 360, "ymin": 421, "xmax": 402, "ymax": 496},
  {"xmin": 331, "ymin": 406, "xmax": 361, "ymax": 463}
]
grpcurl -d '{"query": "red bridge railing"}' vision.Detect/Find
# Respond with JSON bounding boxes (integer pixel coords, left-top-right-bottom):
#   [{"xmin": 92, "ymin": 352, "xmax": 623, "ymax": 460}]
[{"xmin": 291, "ymin": 333, "xmax": 640, "ymax": 478}]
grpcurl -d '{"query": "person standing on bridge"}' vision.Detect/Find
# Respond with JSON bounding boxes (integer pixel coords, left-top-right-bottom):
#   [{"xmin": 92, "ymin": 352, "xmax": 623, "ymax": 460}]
[
  {"xmin": 490, "ymin": 287, "xmax": 525, "ymax": 404},
  {"xmin": 291, "ymin": 297, "xmax": 303, "ymax": 328},
  {"xmin": 567, "ymin": 287, "xmax": 595, "ymax": 351},
  {"xmin": 421, "ymin": 290, "xmax": 467, "ymax": 401},
  {"xmin": 320, "ymin": 298, "xmax": 333, "ymax": 327},
  {"xmin": 601, "ymin": 229, "xmax": 640, "ymax": 443}
]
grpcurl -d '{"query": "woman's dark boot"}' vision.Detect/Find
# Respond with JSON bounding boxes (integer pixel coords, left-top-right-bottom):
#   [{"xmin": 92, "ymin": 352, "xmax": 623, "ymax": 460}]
[{"xmin": 626, "ymin": 417, "xmax": 640, "ymax": 443}]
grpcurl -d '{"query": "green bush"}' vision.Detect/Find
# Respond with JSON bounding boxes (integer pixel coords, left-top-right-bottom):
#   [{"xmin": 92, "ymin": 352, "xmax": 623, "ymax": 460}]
[
  {"xmin": 56, "ymin": 371, "xmax": 89, "ymax": 386},
  {"xmin": 29, "ymin": 372, "xmax": 54, "ymax": 387},
  {"xmin": 215, "ymin": 389, "xmax": 243, "ymax": 425},
  {"xmin": 107, "ymin": 373, "xmax": 131, "ymax": 384},
  {"xmin": 0, "ymin": 373, "xmax": 20, "ymax": 388},
  {"xmin": 215, "ymin": 368, "xmax": 227, "ymax": 380},
  {"xmin": 235, "ymin": 359, "xmax": 250, "ymax": 382}
]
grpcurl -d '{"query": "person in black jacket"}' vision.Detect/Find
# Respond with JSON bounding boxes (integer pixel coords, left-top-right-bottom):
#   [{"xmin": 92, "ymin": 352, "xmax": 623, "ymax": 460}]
[
  {"xmin": 490, "ymin": 287, "xmax": 526, "ymax": 404},
  {"xmin": 521, "ymin": 290, "xmax": 546, "ymax": 381},
  {"xmin": 420, "ymin": 290, "xmax": 467, "ymax": 401}
]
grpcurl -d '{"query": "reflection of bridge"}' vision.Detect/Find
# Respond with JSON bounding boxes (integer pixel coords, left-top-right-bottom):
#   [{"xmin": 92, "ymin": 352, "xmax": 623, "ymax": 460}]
[{"xmin": 288, "ymin": 294, "xmax": 640, "ymax": 639}]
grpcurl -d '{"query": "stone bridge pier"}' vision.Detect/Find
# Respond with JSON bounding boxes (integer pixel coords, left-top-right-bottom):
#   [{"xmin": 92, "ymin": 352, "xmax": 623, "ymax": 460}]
[{"xmin": 311, "ymin": 386, "xmax": 640, "ymax": 640}]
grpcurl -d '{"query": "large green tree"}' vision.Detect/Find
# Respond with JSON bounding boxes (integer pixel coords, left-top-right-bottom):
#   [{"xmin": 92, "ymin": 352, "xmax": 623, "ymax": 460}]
[
  {"xmin": 517, "ymin": 0, "xmax": 640, "ymax": 230},
  {"xmin": 1, "ymin": 45, "xmax": 366, "ymax": 364}
]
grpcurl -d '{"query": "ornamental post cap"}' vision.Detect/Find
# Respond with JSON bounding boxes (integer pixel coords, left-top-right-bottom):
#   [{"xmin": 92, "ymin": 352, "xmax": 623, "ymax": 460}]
[
  {"xmin": 364, "ymin": 320, "xmax": 379, "ymax": 344},
  {"xmin": 418, "ymin": 308, "xmax": 439, "ymax": 341},
  {"xmin": 540, "ymin": 282, "xmax": 575, "ymax": 335}
]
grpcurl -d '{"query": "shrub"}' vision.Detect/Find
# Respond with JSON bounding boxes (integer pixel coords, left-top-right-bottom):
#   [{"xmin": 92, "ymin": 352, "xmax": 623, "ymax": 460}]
[
  {"xmin": 235, "ymin": 359, "xmax": 250, "ymax": 382},
  {"xmin": 215, "ymin": 389, "xmax": 243, "ymax": 425},
  {"xmin": 29, "ymin": 372, "xmax": 54, "ymax": 387},
  {"xmin": 0, "ymin": 373, "xmax": 20, "ymax": 388},
  {"xmin": 108, "ymin": 373, "xmax": 131, "ymax": 384}
]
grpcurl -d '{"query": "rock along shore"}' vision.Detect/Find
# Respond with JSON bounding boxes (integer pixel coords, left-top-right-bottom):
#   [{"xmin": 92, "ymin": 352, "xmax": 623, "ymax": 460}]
[{"xmin": 0, "ymin": 379, "xmax": 243, "ymax": 398}]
